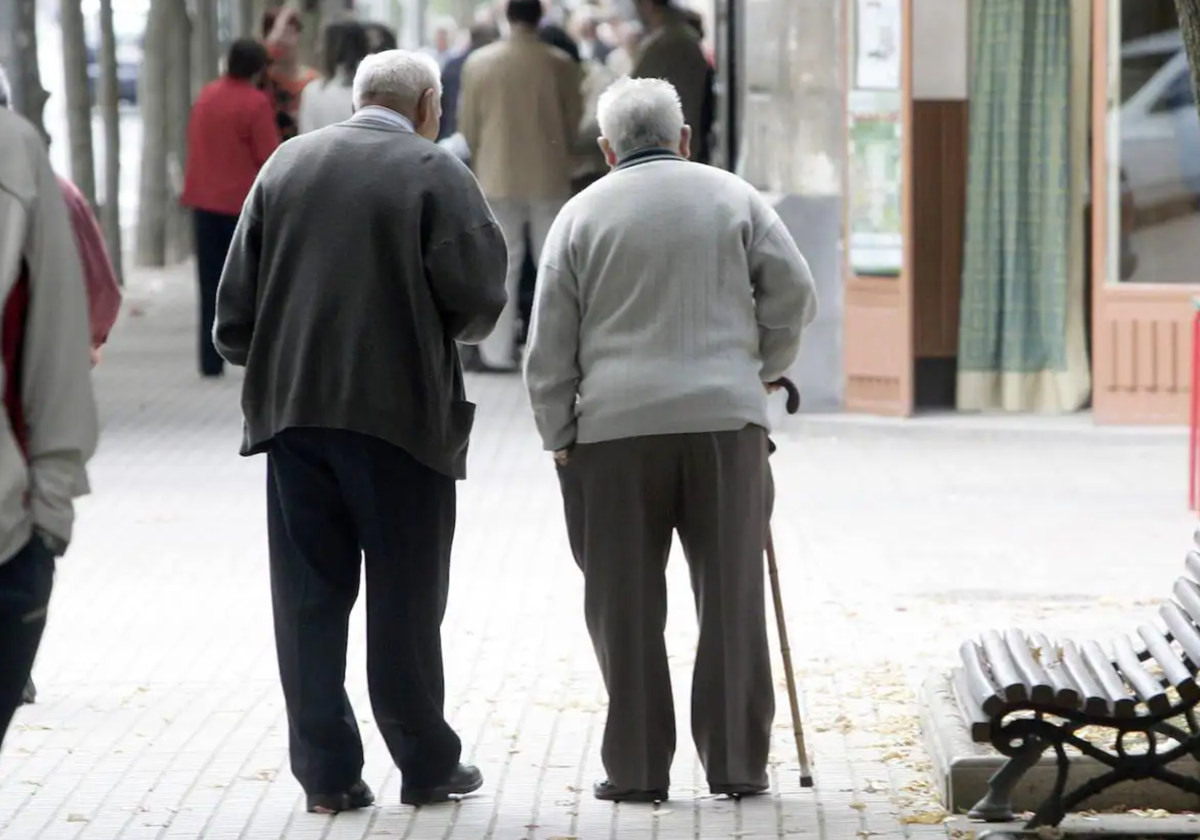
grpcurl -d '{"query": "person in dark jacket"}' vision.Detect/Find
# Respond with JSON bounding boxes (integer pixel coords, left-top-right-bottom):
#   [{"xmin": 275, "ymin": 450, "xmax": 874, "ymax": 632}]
[
  {"xmin": 214, "ymin": 50, "xmax": 507, "ymax": 814},
  {"xmin": 438, "ymin": 23, "xmax": 499, "ymax": 141}
]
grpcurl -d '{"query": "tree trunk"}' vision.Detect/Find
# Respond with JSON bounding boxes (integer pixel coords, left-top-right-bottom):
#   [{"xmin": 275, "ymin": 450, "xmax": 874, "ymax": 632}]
[
  {"xmin": 97, "ymin": 0, "xmax": 123, "ymax": 281},
  {"xmin": 1177, "ymin": 1, "xmax": 1200, "ymax": 110},
  {"xmin": 136, "ymin": 0, "xmax": 172, "ymax": 267},
  {"xmin": 165, "ymin": 0, "xmax": 193, "ymax": 262},
  {"xmin": 192, "ymin": 0, "xmax": 220, "ymax": 96},
  {"xmin": 60, "ymin": 0, "xmax": 96, "ymax": 205},
  {"xmin": 0, "ymin": 0, "xmax": 50, "ymax": 143}
]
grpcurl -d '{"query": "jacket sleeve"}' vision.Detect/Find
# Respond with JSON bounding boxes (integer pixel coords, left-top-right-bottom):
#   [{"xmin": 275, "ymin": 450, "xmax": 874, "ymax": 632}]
[
  {"xmin": 213, "ymin": 179, "xmax": 265, "ymax": 367},
  {"xmin": 424, "ymin": 155, "xmax": 508, "ymax": 344},
  {"xmin": 457, "ymin": 56, "xmax": 481, "ymax": 158},
  {"xmin": 60, "ymin": 180, "xmax": 123, "ymax": 347},
  {"xmin": 748, "ymin": 198, "xmax": 818, "ymax": 383},
  {"xmin": 24, "ymin": 143, "xmax": 99, "ymax": 547},
  {"xmin": 522, "ymin": 214, "xmax": 580, "ymax": 452}
]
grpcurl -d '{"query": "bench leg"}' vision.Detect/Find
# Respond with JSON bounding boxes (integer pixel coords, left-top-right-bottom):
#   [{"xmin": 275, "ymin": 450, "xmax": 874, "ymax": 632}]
[{"xmin": 969, "ymin": 738, "xmax": 1046, "ymax": 822}]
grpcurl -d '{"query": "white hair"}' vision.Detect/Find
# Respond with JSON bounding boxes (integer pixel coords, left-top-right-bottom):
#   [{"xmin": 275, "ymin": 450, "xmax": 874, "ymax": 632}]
[
  {"xmin": 596, "ymin": 76, "xmax": 685, "ymax": 159},
  {"xmin": 352, "ymin": 49, "xmax": 441, "ymax": 111}
]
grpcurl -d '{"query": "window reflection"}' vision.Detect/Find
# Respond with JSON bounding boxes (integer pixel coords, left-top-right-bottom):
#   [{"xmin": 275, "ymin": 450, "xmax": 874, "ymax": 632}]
[{"xmin": 1114, "ymin": 0, "xmax": 1200, "ymax": 283}]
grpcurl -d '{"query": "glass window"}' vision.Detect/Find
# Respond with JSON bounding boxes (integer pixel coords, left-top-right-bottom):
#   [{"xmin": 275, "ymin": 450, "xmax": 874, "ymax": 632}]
[{"xmin": 1110, "ymin": 0, "xmax": 1200, "ymax": 283}]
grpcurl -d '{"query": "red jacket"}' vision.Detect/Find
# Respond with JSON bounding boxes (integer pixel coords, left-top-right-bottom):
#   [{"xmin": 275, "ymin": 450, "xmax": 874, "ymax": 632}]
[
  {"xmin": 181, "ymin": 76, "xmax": 281, "ymax": 216},
  {"xmin": 57, "ymin": 176, "xmax": 122, "ymax": 347}
]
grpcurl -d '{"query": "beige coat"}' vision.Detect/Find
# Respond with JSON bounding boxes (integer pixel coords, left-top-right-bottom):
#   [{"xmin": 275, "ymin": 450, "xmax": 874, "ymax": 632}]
[{"xmin": 459, "ymin": 29, "xmax": 584, "ymax": 201}]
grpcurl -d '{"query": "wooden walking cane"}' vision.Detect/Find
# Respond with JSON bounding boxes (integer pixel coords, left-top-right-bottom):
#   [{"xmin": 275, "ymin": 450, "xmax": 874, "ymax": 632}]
[{"xmin": 767, "ymin": 378, "xmax": 814, "ymax": 788}]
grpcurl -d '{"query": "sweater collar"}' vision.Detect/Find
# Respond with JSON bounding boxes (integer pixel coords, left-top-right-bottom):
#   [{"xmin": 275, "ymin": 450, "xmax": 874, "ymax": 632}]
[{"xmin": 613, "ymin": 146, "xmax": 685, "ymax": 172}]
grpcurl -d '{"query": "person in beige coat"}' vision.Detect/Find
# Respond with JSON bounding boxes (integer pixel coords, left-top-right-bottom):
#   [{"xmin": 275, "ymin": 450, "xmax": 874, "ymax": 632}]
[{"xmin": 458, "ymin": 0, "xmax": 583, "ymax": 372}]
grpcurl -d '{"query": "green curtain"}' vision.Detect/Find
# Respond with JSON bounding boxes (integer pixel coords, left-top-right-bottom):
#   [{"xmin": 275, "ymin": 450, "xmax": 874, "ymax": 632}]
[{"xmin": 957, "ymin": 0, "xmax": 1091, "ymax": 412}]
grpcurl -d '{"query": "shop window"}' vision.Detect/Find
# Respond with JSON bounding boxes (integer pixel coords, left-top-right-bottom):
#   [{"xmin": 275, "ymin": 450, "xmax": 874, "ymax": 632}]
[{"xmin": 1109, "ymin": 0, "xmax": 1200, "ymax": 283}]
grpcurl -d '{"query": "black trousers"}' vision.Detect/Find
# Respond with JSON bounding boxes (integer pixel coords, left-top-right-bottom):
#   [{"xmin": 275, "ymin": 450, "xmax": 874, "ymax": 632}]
[
  {"xmin": 193, "ymin": 209, "xmax": 238, "ymax": 377},
  {"xmin": 0, "ymin": 537, "xmax": 55, "ymax": 752},
  {"xmin": 266, "ymin": 427, "xmax": 461, "ymax": 795}
]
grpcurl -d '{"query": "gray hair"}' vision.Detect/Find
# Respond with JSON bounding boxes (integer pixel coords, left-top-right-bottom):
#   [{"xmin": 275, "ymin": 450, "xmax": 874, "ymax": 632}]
[
  {"xmin": 352, "ymin": 49, "xmax": 441, "ymax": 111},
  {"xmin": 596, "ymin": 76, "xmax": 685, "ymax": 158},
  {"xmin": 0, "ymin": 64, "xmax": 10, "ymax": 109}
]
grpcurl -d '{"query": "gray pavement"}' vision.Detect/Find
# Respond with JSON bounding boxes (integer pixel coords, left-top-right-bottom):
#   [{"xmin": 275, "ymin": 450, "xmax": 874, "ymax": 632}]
[{"xmin": 0, "ymin": 263, "xmax": 1196, "ymax": 839}]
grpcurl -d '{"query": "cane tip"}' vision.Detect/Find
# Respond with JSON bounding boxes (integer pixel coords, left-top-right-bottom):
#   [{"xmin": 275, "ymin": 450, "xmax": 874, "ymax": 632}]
[{"xmin": 800, "ymin": 775, "xmax": 814, "ymax": 788}]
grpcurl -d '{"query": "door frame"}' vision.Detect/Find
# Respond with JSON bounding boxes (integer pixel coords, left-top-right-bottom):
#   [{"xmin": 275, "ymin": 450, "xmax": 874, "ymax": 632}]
[{"xmin": 841, "ymin": 0, "xmax": 916, "ymax": 416}]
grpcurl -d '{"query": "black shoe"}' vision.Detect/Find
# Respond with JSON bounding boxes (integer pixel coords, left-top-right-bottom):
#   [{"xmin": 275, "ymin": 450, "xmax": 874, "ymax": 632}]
[
  {"xmin": 400, "ymin": 763, "xmax": 484, "ymax": 806},
  {"xmin": 711, "ymin": 782, "xmax": 769, "ymax": 799},
  {"xmin": 305, "ymin": 779, "xmax": 375, "ymax": 814},
  {"xmin": 593, "ymin": 779, "xmax": 668, "ymax": 803},
  {"xmin": 21, "ymin": 677, "xmax": 35, "ymax": 705}
]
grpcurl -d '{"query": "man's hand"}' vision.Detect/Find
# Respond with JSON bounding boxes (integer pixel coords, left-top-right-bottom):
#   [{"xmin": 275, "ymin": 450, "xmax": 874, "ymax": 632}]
[
  {"xmin": 553, "ymin": 448, "xmax": 571, "ymax": 467},
  {"xmin": 764, "ymin": 381, "xmax": 781, "ymax": 394},
  {"xmin": 90, "ymin": 346, "xmax": 102, "ymax": 368}
]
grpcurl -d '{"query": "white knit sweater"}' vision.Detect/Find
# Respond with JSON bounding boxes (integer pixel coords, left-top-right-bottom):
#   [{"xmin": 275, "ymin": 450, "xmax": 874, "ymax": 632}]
[{"xmin": 523, "ymin": 151, "xmax": 818, "ymax": 452}]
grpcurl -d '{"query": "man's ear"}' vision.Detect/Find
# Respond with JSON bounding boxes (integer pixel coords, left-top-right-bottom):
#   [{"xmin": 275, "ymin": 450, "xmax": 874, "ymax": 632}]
[
  {"xmin": 679, "ymin": 125, "xmax": 692, "ymax": 160},
  {"xmin": 598, "ymin": 136, "xmax": 618, "ymax": 169}
]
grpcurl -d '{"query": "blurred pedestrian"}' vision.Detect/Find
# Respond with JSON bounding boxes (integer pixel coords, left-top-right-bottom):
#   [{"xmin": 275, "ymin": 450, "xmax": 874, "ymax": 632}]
[
  {"xmin": 299, "ymin": 20, "xmax": 371, "ymax": 134},
  {"xmin": 605, "ymin": 19, "xmax": 641, "ymax": 76},
  {"xmin": 364, "ymin": 21, "xmax": 398, "ymax": 53},
  {"xmin": 438, "ymin": 22, "xmax": 499, "ymax": 142},
  {"xmin": 214, "ymin": 50, "xmax": 507, "ymax": 813},
  {"xmin": 0, "ymin": 95, "xmax": 98, "ymax": 752},
  {"xmin": 631, "ymin": 0, "xmax": 715, "ymax": 163},
  {"xmin": 458, "ymin": 0, "xmax": 583, "ymax": 372},
  {"xmin": 572, "ymin": 6, "xmax": 613, "ymax": 64},
  {"xmin": 263, "ymin": 6, "xmax": 320, "ymax": 140},
  {"xmin": 1, "ymin": 66, "xmax": 121, "ymax": 707},
  {"xmin": 423, "ymin": 17, "xmax": 459, "ymax": 67},
  {"xmin": 182, "ymin": 38, "xmax": 280, "ymax": 379},
  {"xmin": 523, "ymin": 77, "xmax": 817, "ymax": 803}
]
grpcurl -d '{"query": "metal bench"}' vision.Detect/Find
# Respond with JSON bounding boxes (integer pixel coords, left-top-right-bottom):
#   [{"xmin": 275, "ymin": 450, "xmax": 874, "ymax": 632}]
[{"xmin": 951, "ymin": 532, "xmax": 1200, "ymax": 837}]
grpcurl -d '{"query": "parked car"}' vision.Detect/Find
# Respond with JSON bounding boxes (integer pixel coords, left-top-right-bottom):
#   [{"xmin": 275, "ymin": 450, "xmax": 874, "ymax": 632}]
[{"xmin": 82, "ymin": 0, "xmax": 148, "ymax": 105}]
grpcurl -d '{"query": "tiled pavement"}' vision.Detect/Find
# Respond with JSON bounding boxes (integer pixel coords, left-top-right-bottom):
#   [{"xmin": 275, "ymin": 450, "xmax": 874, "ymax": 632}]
[{"xmin": 1, "ymin": 263, "xmax": 1197, "ymax": 839}]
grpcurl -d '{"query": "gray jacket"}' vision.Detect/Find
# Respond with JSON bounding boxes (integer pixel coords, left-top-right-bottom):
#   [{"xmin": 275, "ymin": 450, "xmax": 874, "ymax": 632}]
[
  {"xmin": 214, "ymin": 117, "xmax": 508, "ymax": 479},
  {"xmin": 0, "ymin": 108, "xmax": 98, "ymax": 564}
]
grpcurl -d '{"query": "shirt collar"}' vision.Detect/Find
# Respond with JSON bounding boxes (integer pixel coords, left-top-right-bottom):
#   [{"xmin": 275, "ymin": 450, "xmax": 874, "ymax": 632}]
[
  {"xmin": 350, "ymin": 105, "xmax": 415, "ymax": 133},
  {"xmin": 613, "ymin": 146, "xmax": 684, "ymax": 172}
]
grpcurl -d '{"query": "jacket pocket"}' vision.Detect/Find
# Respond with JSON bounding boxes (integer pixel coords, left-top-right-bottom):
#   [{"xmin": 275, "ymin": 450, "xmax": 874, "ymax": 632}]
[
  {"xmin": 445, "ymin": 399, "xmax": 477, "ymax": 461},
  {"xmin": 0, "ymin": 416, "xmax": 31, "ymax": 560}
]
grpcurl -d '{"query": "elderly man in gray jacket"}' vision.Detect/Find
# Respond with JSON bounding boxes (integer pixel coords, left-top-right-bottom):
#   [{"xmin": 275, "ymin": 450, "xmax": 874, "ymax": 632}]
[
  {"xmin": 215, "ymin": 50, "xmax": 507, "ymax": 813},
  {"xmin": 0, "ymin": 104, "xmax": 98, "ymax": 749},
  {"xmin": 524, "ymin": 77, "xmax": 817, "ymax": 804}
]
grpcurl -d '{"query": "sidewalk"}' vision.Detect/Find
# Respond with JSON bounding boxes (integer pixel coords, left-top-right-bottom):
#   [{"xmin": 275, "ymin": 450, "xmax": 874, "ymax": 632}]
[{"xmin": 0, "ymin": 263, "xmax": 1193, "ymax": 839}]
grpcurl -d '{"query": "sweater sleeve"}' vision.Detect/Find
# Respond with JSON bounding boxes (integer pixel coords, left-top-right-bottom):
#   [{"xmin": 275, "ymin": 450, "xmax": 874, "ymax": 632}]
[
  {"xmin": 24, "ymin": 140, "xmax": 98, "ymax": 546},
  {"xmin": 213, "ymin": 180, "xmax": 265, "ymax": 367},
  {"xmin": 523, "ymin": 215, "xmax": 580, "ymax": 452},
  {"xmin": 748, "ymin": 201, "xmax": 818, "ymax": 383}
]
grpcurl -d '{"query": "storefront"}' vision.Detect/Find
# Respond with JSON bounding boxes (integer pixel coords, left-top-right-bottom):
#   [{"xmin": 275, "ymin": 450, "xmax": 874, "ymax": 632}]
[{"xmin": 841, "ymin": 0, "xmax": 1200, "ymax": 423}]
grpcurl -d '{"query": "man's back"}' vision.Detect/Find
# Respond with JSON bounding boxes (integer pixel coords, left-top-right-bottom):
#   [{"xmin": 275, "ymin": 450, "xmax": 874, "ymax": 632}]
[
  {"xmin": 459, "ymin": 32, "xmax": 583, "ymax": 200},
  {"xmin": 215, "ymin": 121, "xmax": 507, "ymax": 479},
  {"xmin": 632, "ymin": 18, "xmax": 713, "ymax": 161},
  {"xmin": 532, "ymin": 155, "xmax": 816, "ymax": 444}
]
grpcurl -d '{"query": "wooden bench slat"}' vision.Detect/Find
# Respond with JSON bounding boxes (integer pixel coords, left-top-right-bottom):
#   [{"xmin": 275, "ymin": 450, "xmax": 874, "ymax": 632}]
[
  {"xmin": 1081, "ymin": 640, "xmax": 1137, "ymax": 717},
  {"xmin": 959, "ymin": 640, "xmax": 1005, "ymax": 716},
  {"xmin": 1173, "ymin": 577, "xmax": 1200, "ymax": 626},
  {"xmin": 952, "ymin": 666, "xmax": 991, "ymax": 742},
  {"xmin": 1029, "ymin": 632, "xmax": 1082, "ymax": 710},
  {"xmin": 981, "ymin": 630, "xmax": 1028, "ymax": 704},
  {"xmin": 1061, "ymin": 640, "xmax": 1116, "ymax": 716},
  {"xmin": 1160, "ymin": 602, "xmax": 1200, "ymax": 675},
  {"xmin": 1187, "ymin": 550, "xmax": 1200, "ymax": 585},
  {"xmin": 1137, "ymin": 622, "xmax": 1200, "ymax": 703},
  {"xmin": 1004, "ymin": 629, "xmax": 1055, "ymax": 705},
  {"xmin": 1114, "ymin": 635, "xmax": 1172, "ymax": 715}
]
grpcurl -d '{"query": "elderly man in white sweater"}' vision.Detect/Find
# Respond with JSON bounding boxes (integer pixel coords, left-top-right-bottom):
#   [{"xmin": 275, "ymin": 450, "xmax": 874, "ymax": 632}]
[{"xmin": 524, "ymin": 77, "xmax": 818, "ymax": 804}]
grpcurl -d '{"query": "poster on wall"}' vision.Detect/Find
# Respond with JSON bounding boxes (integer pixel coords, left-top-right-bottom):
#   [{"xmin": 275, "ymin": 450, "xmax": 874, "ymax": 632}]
[
  {"xmin": 847, "ymin": 90, "xmax": 903, "ymax": 276},
  {"xmin": 855, "ymin": 0, "xmax": 902, "ymax": 90}
]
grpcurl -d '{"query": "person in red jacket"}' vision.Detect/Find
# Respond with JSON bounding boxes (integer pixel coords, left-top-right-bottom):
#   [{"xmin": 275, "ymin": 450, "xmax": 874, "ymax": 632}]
[{"xmin": 181, "ymin": 38, "xmax": 280, "ymax": 378}]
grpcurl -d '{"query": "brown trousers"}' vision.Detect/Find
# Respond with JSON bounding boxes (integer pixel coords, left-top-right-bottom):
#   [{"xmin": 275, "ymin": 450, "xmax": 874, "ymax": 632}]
[{"xmin": 556, "ymin": 426, "xmax": 775, "ymax": 792}]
